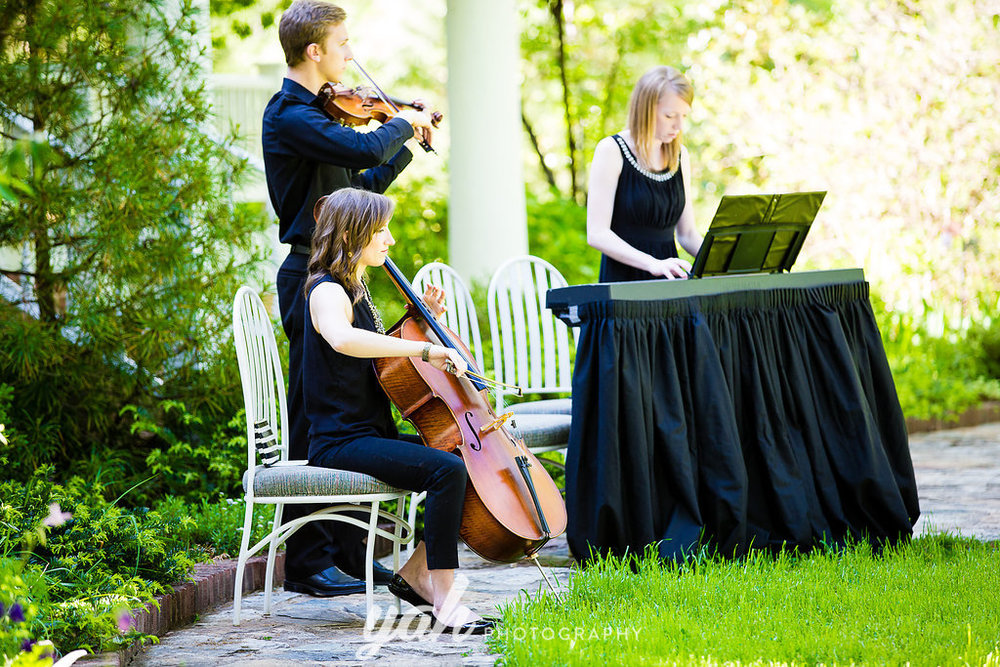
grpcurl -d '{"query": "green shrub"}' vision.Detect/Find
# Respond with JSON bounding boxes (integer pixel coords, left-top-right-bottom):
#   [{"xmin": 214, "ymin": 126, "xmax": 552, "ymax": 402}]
[
  {"xmin": 874, "ymin": 296, "xmax": 1000, "ymax": 421},
  {"xmin": 152, "ymin": 496, "xmax": 271, "ymax": 560},
  {"xmin": 526, "ymin": 194, "xmax": 597, "ymax": 287},
  {"xmin": 122, "ymin": 402, "xmax": 247, "ymax": 506},
  {"xmin": 970, "ymin": 316, "xmax": 1000, "ymax": 381},
  {"xmin": 0, "ymin": 468, "xmax": 195, "ymax": 653}
]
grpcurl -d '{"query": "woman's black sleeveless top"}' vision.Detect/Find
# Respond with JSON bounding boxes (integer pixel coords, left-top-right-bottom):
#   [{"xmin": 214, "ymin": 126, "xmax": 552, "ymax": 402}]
[
  {"xmin": 303, "ymin": 274, "xmax": 397, "ymax": 460},
  {"xmin": 598, "ymin": 134, "xmax": 685, "ymax": 283}
]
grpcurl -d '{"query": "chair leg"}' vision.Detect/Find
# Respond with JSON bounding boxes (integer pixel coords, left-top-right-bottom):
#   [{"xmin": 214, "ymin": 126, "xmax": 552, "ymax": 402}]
[
  {"xmin": 364, "ymin": 501, "xmax": 379, "ymax": 633},
  {"xmin": 406, "ymin": 491, "xmax": 426, "ymax": 557},
  {"xmin": 233, "ymin": 499, "xmax": 256, "ymax": 626},
  {"xmin": 264, "ymin": 502, "xmax": 284, "ymax": 616},
  {"xmin": 392, "ymin": 496, "xmax": 406, "ymax": 617}
]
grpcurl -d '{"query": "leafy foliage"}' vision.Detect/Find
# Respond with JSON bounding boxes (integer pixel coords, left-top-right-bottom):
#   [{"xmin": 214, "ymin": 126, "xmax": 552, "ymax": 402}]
[
  {"xmin": 520, "ymin": 0, "xmax": 1000, "ymax": 324},
  {"xmin": 152, "ymin": 495, "xmax": 271, "ymax": 559},
  {"xmin": 525, "ymin": 193, "xmax": 595, "ymax": 287},
  {"xmin": 875, "ymin": 294, "xmax": 1000, "ymax": 420},
  {"xmin": 0, "ymin": 468, "xmax": 196, "ymax": 654},
  {"xmin": 121, "ymin": 402, "xmax": 247, "ymax": 506},
  {"xmin": 970, "ymin": 315, "xmax": 1000, "ymax": 382},
  {"xmin": 0, "ymin": 560, "xmax": 45, "ymax": 664},
  {"xmin": 210, "ymin": 0, "xmax": 288, "ymax": 50},
  {"xmin": 0, "ymin": 0, "xmax": 270, "ymax": 491}
]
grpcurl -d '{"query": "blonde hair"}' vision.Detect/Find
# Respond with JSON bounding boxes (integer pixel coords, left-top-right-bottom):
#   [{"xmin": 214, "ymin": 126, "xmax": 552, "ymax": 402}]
[
  {"xmin": 278, "ymin": 0, "xmax": 346, "ymax": 67},
  {"xmin": 626, "ymin": 66, "xmax": 694, "ymax": 173},
  {"xmin": 305, "ymin": 188, "xmax": 395, "ymax": 303}
]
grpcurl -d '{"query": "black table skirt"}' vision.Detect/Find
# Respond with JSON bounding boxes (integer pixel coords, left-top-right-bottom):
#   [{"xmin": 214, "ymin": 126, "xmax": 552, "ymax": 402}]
[{"xmin": 565, "ymin": 281, "xmax": 919, "ymax": 562}]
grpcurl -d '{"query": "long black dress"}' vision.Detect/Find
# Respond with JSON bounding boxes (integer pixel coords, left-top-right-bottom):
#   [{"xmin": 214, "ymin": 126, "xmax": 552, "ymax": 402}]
[{"xmin": 598, "ymin": 134, "xmax": 686, "ymax": 283}]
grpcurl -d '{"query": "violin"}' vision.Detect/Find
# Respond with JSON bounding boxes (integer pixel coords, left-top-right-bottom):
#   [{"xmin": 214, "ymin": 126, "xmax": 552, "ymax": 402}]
[
  {"xmin": 318, "ymin": 81, "xmax": 443, "ymax": 153},
  {"xmin": 374, "ymin": 257, "xmax": 567, "ymax": 563}
]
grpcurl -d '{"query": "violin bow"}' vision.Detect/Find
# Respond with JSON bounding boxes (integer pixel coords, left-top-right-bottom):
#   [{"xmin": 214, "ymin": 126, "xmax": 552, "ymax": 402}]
[{"xmin": 352, "ymin": 59, "xmax": 436, "ymax": 154}]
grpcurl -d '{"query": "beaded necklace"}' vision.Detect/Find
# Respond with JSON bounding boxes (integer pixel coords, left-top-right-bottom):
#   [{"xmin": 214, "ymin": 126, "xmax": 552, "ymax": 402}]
[
  {"xmin": 359, "ymin": 276, "xmax": 385, "ymax": 335},
  {"xmin": 614, "ymin": 134, "xmax": 677, "ymax": 182}
]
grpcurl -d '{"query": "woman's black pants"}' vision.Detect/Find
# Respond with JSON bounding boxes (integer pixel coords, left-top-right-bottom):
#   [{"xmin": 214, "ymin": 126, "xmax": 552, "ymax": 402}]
[{"xmin": 312, "ymin": 433, "xmax": 467, "ymax": 570}]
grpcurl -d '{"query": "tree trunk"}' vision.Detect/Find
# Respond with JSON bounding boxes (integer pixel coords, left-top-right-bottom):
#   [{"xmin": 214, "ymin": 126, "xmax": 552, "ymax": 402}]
[
  {"xmin": 599, "ymin": 38, "xmax": 625, "ymax": 142},
  {"xmin": 522, "ymin": 110, "xmax": 559, "ymax": 193},
  {"xmin": 550, "ymin": 0, "xmax": 579, "ymax": 202},
  {"xmin": 32, "ymin": 210, "xmax": 55, "ymax": 323}
]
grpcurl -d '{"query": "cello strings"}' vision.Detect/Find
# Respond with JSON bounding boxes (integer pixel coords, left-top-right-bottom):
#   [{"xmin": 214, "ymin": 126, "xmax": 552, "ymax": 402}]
[{"xmin": 464, "ymin": 369, "xmax": 523, "ymax": 396}]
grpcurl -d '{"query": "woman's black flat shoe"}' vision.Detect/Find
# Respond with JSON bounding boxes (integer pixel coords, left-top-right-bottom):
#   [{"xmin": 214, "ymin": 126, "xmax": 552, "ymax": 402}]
[
  {"xmin": 435, "ymin": 617, "xmax": 496, "ymax": 636},
  {"xmin": 388, "ymin": 574, "xmax": 433, "ymax": 613},
  {"xmin": 388, "ymin": 574, "xmax": 497, "ymax": 635}
]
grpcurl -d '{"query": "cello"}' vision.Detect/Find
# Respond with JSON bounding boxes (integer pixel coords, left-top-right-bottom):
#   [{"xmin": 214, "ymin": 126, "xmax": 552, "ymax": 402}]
[{"xmin": 374, "ymin": 258, "xmax": 567, "ymax": 563}]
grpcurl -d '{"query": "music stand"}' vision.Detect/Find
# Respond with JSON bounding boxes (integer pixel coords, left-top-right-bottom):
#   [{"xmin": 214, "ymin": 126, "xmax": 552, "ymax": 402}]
[{"xmin": 690, "ymin": 191, "xmax": 826, "ymax": 278}]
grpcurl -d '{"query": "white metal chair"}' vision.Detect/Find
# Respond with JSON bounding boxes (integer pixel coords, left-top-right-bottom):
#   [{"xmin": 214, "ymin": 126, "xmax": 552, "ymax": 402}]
[
  {"xmin": 412, "ymin": 261, "xmax": 485, "ymax": 371},
  {"xmin": 231, "ymin": 286, "xmax": 413, "ymax": 630},
  {"xmin": 487, "ymin": 255, "xmax": 579, "ymax": 457},
  {"xmin": 405, "ymin": 262, "xmax": 486, "ymax": 550}
]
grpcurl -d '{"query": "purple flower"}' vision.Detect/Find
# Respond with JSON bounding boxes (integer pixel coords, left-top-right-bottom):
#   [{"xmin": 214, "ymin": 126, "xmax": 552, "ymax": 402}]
[
  {"xmin": 0, "ymin": 601, "xmax": 5, "ymax": 617},
  {"xmin": 117, "ymin": 611, "xmax": 134, "ymax": 633},
  {"xmin": 20, "ymin": 639, "xmax": 35, "ymax": 652},
  {"xmin": 9, "ymin": 602, "xmax": 24, "ymax": 623},
  {"xmin": 43, "ymin": 502, "xmax": 72, "ymax": 527}
]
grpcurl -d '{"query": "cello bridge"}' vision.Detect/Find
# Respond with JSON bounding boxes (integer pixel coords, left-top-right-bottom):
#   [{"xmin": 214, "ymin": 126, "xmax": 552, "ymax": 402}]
[{"xmin": 479, "ymin": 411, "xmax": 514, "ymax": 436}]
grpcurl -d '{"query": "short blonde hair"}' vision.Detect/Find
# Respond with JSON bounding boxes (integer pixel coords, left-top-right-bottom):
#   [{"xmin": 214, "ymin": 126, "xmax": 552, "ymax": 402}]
[
  {"xmin": 279, "ymin": 0, "xmax": 346, "ymax": 67},
  {"xmin": 305, "ymin": 188, "xmax": 395, "ymax": 303},
  {"xmin": 627, "ymin": 66, "xmax": 694, "ymax": 174}
]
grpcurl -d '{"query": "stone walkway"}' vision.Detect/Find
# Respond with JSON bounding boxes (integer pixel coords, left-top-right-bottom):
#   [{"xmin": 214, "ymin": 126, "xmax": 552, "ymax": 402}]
[
  {"xmin": 909, "ymin": 421, "xmax": 1000, "ymax": 540},
  {"xmin": 133, "ymin": 537, "xmax": 573, "ymax": 666},
  {"xmin": 133, "ymin": 422, "xmax": 1000, "ymax": 666}
]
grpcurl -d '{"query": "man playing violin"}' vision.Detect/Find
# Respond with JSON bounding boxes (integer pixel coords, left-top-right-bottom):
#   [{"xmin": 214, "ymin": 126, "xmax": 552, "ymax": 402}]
[{"xmin": 262, "ymin": 0, "xmax": 434, "ymax": 598}]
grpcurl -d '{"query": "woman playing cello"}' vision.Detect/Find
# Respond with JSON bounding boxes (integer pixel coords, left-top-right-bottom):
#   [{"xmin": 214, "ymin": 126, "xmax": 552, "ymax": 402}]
[{"xmin": 302, "ymin": 186, "xmax": 494, "ymax": 634}]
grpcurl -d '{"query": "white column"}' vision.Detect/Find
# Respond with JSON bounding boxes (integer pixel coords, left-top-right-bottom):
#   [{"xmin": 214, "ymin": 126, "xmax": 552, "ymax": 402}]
[{"xmin": 446, "ymin": 0, "xmax": 528, "ymax": 283}]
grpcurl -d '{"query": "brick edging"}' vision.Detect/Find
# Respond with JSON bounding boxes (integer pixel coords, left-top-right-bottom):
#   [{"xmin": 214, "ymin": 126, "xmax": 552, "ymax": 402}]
[
  {"xmin": 76, "ymin": 552, "xmax": 286, "ymax": 666},
  {"xmin": 906, "ymin": 401, "xmax": 1000, "ymax": 435}
]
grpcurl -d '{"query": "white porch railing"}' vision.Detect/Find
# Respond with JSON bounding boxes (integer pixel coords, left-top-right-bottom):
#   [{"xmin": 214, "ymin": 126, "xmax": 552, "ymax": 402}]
[{"xmin": 207, "ymin": 72, "xmax": 282, "ymax": 205}]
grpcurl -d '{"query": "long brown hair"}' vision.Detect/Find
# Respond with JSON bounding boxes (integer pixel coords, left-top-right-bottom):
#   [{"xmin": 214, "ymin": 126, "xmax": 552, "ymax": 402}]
[
  {"xmin": 626, "ymin": 66, "xmax": 694, "ymax": 173},
  {"xmin": 304, "ymin": 188, "xmax": 394, "ymax": 303}
]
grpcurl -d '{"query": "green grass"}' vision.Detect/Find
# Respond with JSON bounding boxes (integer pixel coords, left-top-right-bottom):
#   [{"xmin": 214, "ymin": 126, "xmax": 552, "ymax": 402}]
[{"xmin": 490, "ymin": 534, "xmax": 1000, "ymax": 666}]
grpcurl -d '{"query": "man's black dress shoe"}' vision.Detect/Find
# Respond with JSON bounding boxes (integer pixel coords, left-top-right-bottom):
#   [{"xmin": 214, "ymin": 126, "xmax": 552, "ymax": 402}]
[
  {"xmin": 388, "ymin": 574, "xmax": 496, "ymax": 635},
  {"xmin": 340, "ymin": 561, "xmax": 395, "ymax": 587},
  {"xmin": 284, "ymin": 566, "xmax": 366, "ymax": 597}
]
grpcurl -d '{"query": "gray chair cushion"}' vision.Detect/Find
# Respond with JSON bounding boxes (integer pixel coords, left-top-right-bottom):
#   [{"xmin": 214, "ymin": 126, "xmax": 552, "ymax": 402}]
[
  {"xmin": 243, "ymin": 465, "xmax": 405, "ymax": 497},
  {"xmin": 508, "ymin": 412, "xmax": 571, "ymax": 448},
  {"xmin": 507, "ymin": 398, "xmax": 573, "ymax": 416}
]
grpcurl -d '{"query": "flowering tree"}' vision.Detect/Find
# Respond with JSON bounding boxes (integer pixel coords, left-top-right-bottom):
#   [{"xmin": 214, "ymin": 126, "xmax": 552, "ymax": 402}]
[
  {"xmin": 685, "ymin": 0, "xmax": 1000, "ymax": 321},
  {"xmin": 520, "ymin": 0, "xmax": 1000, "ymax": 321}
]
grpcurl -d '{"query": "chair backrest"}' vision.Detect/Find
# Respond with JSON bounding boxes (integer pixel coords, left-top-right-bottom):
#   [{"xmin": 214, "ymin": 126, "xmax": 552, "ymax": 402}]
[
  {"xmin": 412, "ymin": 261, "xmax": 486, "ymax": 372},
  {"xmin": 486, "ymin": 255, "xmax": 579, "ymax": 410},
  {"xmin": 232, "ymin": 287, "xmax": 287, "ymax": 479}
]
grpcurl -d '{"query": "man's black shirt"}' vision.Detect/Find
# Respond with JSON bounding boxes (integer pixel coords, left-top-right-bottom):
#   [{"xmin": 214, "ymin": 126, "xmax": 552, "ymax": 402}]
[{"xmin": 262, "ymin": 78, "xmax": 414, "ymax": 247}]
